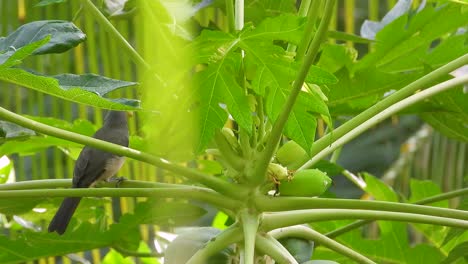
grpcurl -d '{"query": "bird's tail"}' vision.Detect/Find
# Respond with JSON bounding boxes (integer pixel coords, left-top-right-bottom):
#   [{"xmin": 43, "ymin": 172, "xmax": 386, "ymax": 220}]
[{"xmin": 48, "ymin": 197, "xmax": 81, "ymax": 235}]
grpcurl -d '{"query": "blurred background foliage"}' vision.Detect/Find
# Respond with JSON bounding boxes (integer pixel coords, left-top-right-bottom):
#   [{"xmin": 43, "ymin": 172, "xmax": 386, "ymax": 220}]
[{"xmin": 0, "ymin": 0, "xmax": 467, "ymax": 263}]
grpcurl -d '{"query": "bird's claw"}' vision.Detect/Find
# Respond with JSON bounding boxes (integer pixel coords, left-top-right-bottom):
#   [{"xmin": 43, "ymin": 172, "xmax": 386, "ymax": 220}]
[{"xmin": 107, "ymin": 176, "xmax": 127, "ymax": 188}]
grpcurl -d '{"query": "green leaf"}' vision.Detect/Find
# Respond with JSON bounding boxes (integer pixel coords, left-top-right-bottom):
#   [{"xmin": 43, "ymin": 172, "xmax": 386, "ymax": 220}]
[
  {"xmin": 0, "ymin": 156, "xmax": 13, "ymax": 184},
  {"xmin": 35, "ymin": 0, "xmax": 67, "ymax": 7},
  {"xmin": 441, "ymin": 241, "xmax": 468, "ymax": 264},
  {"xmin": 0, "ymin": 120, "xmax": 36, "ymax": 141},
  {"xmin": 244, "ymin": 0, "xmax": 296, "ymax": 25},
  {"xmin": 362, "ymin": 173, "xmax": 409, "ymax": 261},
  {"xmin": 408, "ymin": 179, "xmax": 447, "ymax": 207},
  {"xmin": 0, "ymin": 223, "xmax": 114, "ymax": 263},
  {"xmin": 190, "ymin": 30, "xmax": 237, "ymax": 65},
  {"xmin": 0, "ymin": 20, "xmax": 86, "ymax": 55},
  {"xmin": 408, "ymin": 180, "xmax": 448, "ymax": 248},
  {"xmin": 356, "ymin": 4, "xmax": 468, "ymax": 72},
  {"xmin": 52, "ymin": 73, "xmax": 138, "ymax": 99},
  {"xmin": 362, "ymin": 172, "xmax": 398, "ymax": 202},
  {"xmin": 278, "ymin": 237, "xmax": 314, "ymax": 263},
  {"xmin": 0, "ymin": 198, "xmax": 44, "ymax": 215},
  {"xmin": 0, "ymin": 36, "xmax": 50, "ymax": 68},
  {"xmin": 0, "ymin": 116, "xmax": 94, "ymax": 156},
  {"xmin": 325, "ymin": 68, "xmax": 421, "ymax": 115},
  {"xmin": 241, "ymin": 40, "xmax": 334, "ymax": 152},
  {"xmin": 193, "ymin": 54, "xmax": 252, "ymax": 152},
  {"xmin": 442, "ymin": 199, "xmax": 468, "ymax": 246},
  {"xmin": 283, "ymin": 93, "xmax": 318, "ymax": 153},
  {"xmin": 102, "ymin": 249, "xmax": 134, "ymax": 264},
  {"xmin": 316, "ymin": 44, "xmax": 357, "ymax": 74},
  {"xmin": 165, "ymin": 227, "xmax": 232, "ymax": 264},
  {"xmin": 327, "ymin": 30, "xmax": 373, "ymax": 44},
  {"xmin": 242, "ymin": 14, "xmax": 305, "ymax": 45},
  {"xmin": 0, "ymin": 68, "xmax": 139, "ymax": 109},
  {"xmin": 311, "ymin": 160, "xmax": 344, "ymax": 177},
  {"xmin": 311, "ymin": 218, "xmax": 444, "ymax": 263},
  {"xmin": 133, "ymin": 201, "xmax": 206, "ymax": 226},
  {"xmin": 421, "ymin": 86, "xmax": 468, "ymax": 142}
]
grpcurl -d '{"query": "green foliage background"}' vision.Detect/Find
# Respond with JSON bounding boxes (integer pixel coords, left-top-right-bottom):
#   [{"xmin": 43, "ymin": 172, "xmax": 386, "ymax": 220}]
[{"xmin": 0, "ymin": 0, "xmax": 467, "ymax": 263}]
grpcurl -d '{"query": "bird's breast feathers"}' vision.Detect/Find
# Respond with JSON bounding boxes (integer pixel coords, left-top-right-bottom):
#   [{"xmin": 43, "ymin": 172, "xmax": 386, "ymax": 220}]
[{"xmin": 91, "ymin": 156, "xmax": 126, "ymax": 186}]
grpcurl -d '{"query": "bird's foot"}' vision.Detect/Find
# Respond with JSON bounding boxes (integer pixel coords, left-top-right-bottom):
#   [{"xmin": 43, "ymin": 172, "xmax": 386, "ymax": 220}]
[{"xmin": 107, "ymin": 176, "xmax": 127, "ymax": 188}]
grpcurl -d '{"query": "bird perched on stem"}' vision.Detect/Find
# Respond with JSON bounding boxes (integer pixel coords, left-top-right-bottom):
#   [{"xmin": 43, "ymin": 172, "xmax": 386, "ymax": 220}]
[{"xmin": 48, "ymin": 111, "xmax": 129, "ymax": 235}]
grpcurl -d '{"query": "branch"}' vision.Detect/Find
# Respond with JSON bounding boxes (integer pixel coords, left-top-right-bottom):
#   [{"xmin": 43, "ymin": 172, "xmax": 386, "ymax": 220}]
[
  {"xmin": 0, "ymin": 107, "xmax": 247, "ymax": 199},
  {"xmin": 80, "ymin": 0, "xmax": 164, "ymax": 84},
  {"xmin": 261, "ymin": 209, "xmax": 468, "ymax": 231},
  {"xmin": 325, "ymin": 187, "xmax": 468, "ymax": 239},
  {"xmin": 255, "ymin": 196, "xmax": 468, "ymax": 220},
  {"xmin": 306, "ymin": 52, "xmax": 468, "ymax": 163},
  {"xmin": 269, "ymin": 225, "xmax": 375, "ymax": 264},
  {"xmin": 255, "ymin": 233, "xmax": 298, "ymax": 264},
  {"xmin": 0, "ymin": 187, "xmax": 240, "ymax": 211},
  {"xmin": 225, "ymin": 0, "xmax": 235, "ymax": 32},
  {"xmin": 240, "ymin": 209, "xmax": 259, "ymax": 264},
  {"xmin": 186, "ymin": 224, "xmax": 243, "ymax": 264},
  {"xmin": 0, "ymin": 179, "xmax": 200, "ymax": 190},
  {"xmin": 300, "ymin": 73, "xmax": 468, "ymax": 169},
  {"xmin": 251, "ymin": 0, "xmax": 336, "ymax": 185}
]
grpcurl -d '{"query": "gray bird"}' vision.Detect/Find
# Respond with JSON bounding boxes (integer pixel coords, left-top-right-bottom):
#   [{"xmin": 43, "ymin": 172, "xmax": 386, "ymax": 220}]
[{"xmin": 48, "ymin": 111, "xmax": 129, "ymax": 235}]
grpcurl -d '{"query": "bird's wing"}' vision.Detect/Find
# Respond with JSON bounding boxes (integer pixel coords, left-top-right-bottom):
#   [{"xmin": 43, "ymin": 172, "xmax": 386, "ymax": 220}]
[{"xmin": 73, "ymin": 147, "xmax": 111, "ymax": 188}]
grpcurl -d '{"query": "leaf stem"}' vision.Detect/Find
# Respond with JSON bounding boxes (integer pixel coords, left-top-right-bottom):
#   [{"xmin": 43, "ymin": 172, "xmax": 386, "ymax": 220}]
[
  {"xmin": 255, "ymin": 196, "xmax": 468, "ymax": 220},
  {"xmin": 296, "ymin": 0, "xmax": 322, "ymax": 59},
  {"xmin": 0, "ymin": 179, "xmax": 201, "ymax": 190},
  {"xmin": 0, "ymin": 187, "xmax": 240, "ymax": 211},
  {"xmin": 234, "ymin": 0, "xmax": 244, "ymax": 31},
  {"xmin": 261, "ymin": 209, "xmax": 468, "ymax": 230},
  {"xmin": 256, "ymin": 95, "xmax": 265, "ymax": 147},
  {"xmin": 269, "ymin": 225, "xmax": 375, "ymax": 264},
  {"xmin": 81, "ymin": 0, "xmax": 164, "ymax": 85},
  {"xmin": 240, "ymin": 210, "xmax": 259, "ymax": 264},
  {"xmin": 286, "ymin": 0, "xmax": 312, "ymax": 53},
  {"xmin": 300, "ymin": 73, "xmax": 468, "ymax": 169},
  {"xmin": 251, "ymin": 0, "xmax": 336, "ymax": 186},
  {"xmin": 225, "ymin": 0, "xmax": 235, "ymax": 32},
  {"xmin": 325, "ymin": 187, "xmax": 468, "ymax": 239},
  {"xmin": 186, "ymin": 224, "xmax": 243, "ymax": 264},
  {"xmin": 214, "ymin": 131, "xmax": 245, "ymax": 170},
  {"xmin": 0, "ymin": 107, "xmax": 247, "ymax": 199},
  {"xmin": 255, "ymin": 233, "xmax": 298, "ymax": 264},
  {"xmin": 305, "ymin": 53, "xmax": 468, "ymax": 164}
]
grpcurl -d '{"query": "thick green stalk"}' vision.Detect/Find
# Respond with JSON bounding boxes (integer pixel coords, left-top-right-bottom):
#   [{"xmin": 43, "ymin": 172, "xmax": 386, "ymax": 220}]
[
  {"xmin": 0, "ymin": 179, "xmax": 207, "ymax": 190},
  {"xmin": 296, "ymin": 0, "xmax": 322, "ymax": 59},
  {"xmin": 0, "ymin": 187, "xmax": 239, "ymax": 211},
  {"xmin": 0, "ymin": 107, "xmax": 247, "ymax": 199},
  {"xmin": 214, "ymin": 131, "xmax": 244, "ymax": 170},
  {"xmin": 255, "ymin": 196, "xmax": 468, "ymax": 220},
  {"xmin": 300, "ymin": 73, "xmax": 468, "ymax": 169},
  {"xmin": 269, "ymin": 226, "xmax": 375, "ymax": 264},
  {"xmin": 225, "ymin": 0, "xmax": 235, "ymax": 32},
  {"xmin": 325, "ymin": 187, "xmax": 468, "ymax": 239},
  {"xmin": 251, "ymin": 0, "xmax": 336, "ymax": 185},
  {"xmin": 240, "ymin": 210, "xmax": 259, "ymax": 264},
  {"xmin": 306, "ymin": 53, "xmax": 468, "ymax": 162},
  {"xmin": 286, "ymin": 0, "xmax": 312, "ymax": 53},
  {"xmin": 261, "ymin": 209, "xmax": 468, "ymax": 231},
  {"xmin": 234, "ymin": 0, "xmax": 244, "ymax": 30},
  {"xmin": 255, "ymin": 233, "xmax": 298, "ymax": 264},
  {"xmin": 186, "ymin": 224, "xmax": 243, "ymax": 264}
]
